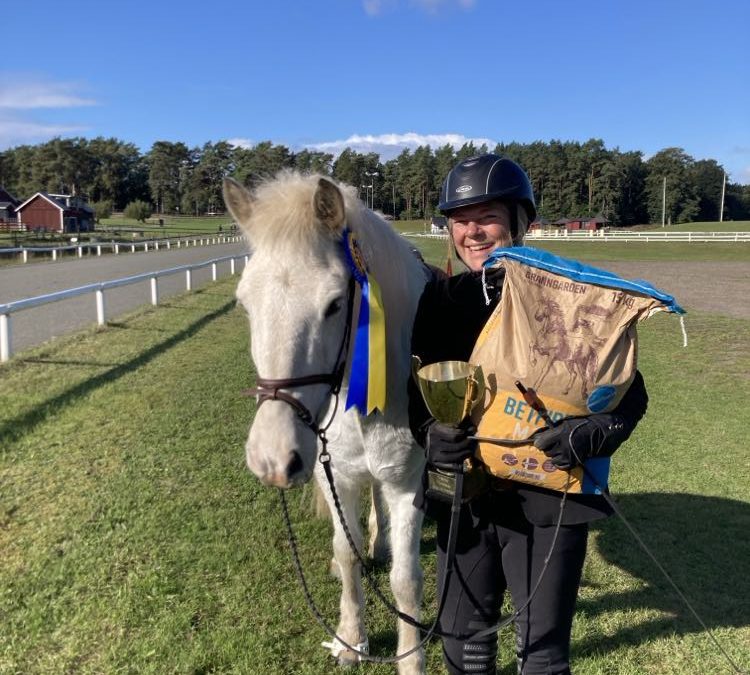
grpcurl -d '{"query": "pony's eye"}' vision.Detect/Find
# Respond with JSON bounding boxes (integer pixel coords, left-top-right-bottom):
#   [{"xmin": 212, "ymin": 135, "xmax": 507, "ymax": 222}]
[{"xmin": 324, "ymin": 299, "xmax": 343, "ymax": 319}]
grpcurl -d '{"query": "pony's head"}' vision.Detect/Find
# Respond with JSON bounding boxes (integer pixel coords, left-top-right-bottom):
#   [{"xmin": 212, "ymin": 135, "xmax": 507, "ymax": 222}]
[
  {"xmin": 225, "ymin": 173, "xmax": 357, "ymax": 487},
  {"xmin": 535, "ymin": 296, "xmax": 561, "ymax": 322}
]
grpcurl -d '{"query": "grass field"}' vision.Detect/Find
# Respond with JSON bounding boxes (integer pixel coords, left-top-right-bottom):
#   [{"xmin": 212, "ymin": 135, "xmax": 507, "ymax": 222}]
[
  {"xmin": 1, "ymin": 240, "xmax": 748, "ymax": 673},
  {"xmin": 98, "ymin": 214, "xmax": 234, "ymax": 238}
]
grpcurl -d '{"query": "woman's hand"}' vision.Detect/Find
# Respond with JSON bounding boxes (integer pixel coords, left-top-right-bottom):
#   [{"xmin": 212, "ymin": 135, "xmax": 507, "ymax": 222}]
[
  {"xmin": 426, "ymin": 422, "xmax": 478, "ymax": 467},
  {"xmin": 533, "ymin": 414, "xmax": 629, "ymax": 469}
]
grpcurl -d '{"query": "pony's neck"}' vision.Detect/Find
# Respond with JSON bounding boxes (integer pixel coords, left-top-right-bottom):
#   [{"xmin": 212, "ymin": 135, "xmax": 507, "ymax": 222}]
[{"xmin": 346, "ymin": 207, "xmax": 427, "ymax": 397}]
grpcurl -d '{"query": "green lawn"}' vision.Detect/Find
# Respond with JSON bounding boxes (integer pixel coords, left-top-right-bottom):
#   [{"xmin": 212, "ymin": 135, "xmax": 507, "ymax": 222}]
[
  {"xmin": 96, "ymin": 214, "xmax": 235, "ymax": 239},
  {"xmin": 1, "ymin": 246, "xmax": 748, "ymax": 673},
  {"xmin": 637, "ymin": 220, "xmax": 750, "ymax": 232}
]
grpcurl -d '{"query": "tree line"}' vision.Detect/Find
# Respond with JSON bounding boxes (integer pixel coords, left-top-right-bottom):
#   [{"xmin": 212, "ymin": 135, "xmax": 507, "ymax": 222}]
[{"xmin": 0, "ymin": 136, "xmax": 748, "ymax": 225}]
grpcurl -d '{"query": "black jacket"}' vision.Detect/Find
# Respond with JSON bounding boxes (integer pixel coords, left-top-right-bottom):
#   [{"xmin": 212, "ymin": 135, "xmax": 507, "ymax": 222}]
[{"xmin": 408, "ymin": 268, "xmax": 648, "ymax": 525}]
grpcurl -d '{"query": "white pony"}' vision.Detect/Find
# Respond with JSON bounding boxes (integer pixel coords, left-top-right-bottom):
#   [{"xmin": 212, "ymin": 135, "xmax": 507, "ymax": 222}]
[{"xmin": 223, "ymin": 172, "xmax": 430, "ymax": 674}]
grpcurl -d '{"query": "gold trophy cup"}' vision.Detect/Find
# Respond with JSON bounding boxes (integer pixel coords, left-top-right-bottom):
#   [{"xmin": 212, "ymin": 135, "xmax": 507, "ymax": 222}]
[{"xmin": 412, "ymin": 357, "xmax": 486, "ymax": 501}]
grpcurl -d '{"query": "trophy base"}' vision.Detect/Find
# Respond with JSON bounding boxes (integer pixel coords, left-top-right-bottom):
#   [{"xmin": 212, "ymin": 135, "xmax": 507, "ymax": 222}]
[{"xmin": 426, "ymin": 464, "xmax": 488, "ymax": 504}]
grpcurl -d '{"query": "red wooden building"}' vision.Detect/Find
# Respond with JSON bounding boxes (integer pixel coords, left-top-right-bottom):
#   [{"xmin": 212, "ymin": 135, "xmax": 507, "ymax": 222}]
[
  {"xmin": 566, "ymin": 215, "xmax": 609, "ymax": 231},
  {"xmin": 15, "ymin": 192, "xmax": 95, "ymax": 233}
]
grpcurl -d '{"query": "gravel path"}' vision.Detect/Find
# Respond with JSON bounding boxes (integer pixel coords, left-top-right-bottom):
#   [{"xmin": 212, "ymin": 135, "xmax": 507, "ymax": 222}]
[
  {"xmin": 0, "ymin": 242, "xmax": 249, "ymax": 356},
  {"xmin": 596, "ymin": 260, "xmax": 749, "ymax": 320}
]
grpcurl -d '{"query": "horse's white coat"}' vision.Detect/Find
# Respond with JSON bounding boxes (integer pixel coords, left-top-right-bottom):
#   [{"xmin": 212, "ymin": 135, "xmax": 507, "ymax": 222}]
[{"xmin": 225, "ymin": 173, "xmax": 429, "ymax": 673}]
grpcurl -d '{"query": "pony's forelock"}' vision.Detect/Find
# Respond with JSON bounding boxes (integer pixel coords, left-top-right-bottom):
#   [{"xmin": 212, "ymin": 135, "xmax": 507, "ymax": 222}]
[
  {"xmin": 243, "ymin": 170, "xmax": 427, "ymax": 331},
  {"xmin": 247, "ymin": 171, "xmax": 350, "ymax": 254}
]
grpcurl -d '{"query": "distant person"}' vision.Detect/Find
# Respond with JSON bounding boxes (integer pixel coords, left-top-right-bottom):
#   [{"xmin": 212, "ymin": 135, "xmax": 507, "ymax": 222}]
[{"xmin": 408, "ymin": 154, "xmax": 648, "ymax": 674}]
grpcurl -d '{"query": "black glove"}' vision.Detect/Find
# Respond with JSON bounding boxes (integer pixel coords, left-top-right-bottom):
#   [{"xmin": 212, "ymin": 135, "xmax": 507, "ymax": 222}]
[
  {"xmin": 425, "ymin": 422, "xmax": 477, "ymax": 468},
  {"xmin": 533, "ymin": 414, "xmax": 631, "ymax": 470}
]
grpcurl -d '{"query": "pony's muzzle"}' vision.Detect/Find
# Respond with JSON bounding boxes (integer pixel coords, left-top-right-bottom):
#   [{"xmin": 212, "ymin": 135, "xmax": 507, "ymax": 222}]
[
  {"xmin": 246, "ymin": 397, "xmax": 320, "ymax": 487},
  {"xmin": 246, "ymin": 446, "xmax": 312, "ymax": 488}
]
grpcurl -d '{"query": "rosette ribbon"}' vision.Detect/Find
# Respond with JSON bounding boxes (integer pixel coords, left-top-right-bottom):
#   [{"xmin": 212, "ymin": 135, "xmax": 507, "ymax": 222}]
[{"xmin": 341, "ymin": 228, "xmax": 386, "ymax": 414}]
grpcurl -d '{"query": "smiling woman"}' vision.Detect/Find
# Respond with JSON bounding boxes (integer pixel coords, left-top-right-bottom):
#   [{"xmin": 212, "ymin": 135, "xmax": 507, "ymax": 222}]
[{"xmin": 448, "ymin": 201, "xmax": 512, "ymax": 271}]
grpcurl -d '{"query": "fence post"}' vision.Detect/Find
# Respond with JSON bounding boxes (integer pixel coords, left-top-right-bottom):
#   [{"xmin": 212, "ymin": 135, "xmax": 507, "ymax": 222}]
[
  {"xmin": 115, "ymin": 244, "xmax": 119, "ymax": 254},
  {"xmin": 186, "ymin": 269, "xmax": 192, "ymax": 291},
  {"xmin": 150, "ymin": 276, "xmax": 159, "ymax": 305},
  {"xmin": 144, "ymin": 242, "xmax": 149, "ymax": 252},
  {"xmin": 131, "ymin": 244, "xmax": 136, "ymax": 253},
  {"xmin": 23, "ymin": 249, "xmax": 28, "ymax": 263},
  {"xmin": 0, "ymin": 313, "xmax": 11, "ymax": 362},
  {"xmin": 166, "ymin": 240, "xmax": 171, "ymax": 249},
  {"xmin": 97, "ymin": 245, "xmax": 102, "ymax": 256},
  {"xmin": 52, "ymin": 249, "xmax": 57, "ymax": 261},
  {"xmin": 212, "ymin": 262, "xmax": 217, "ymax": 281},
  {"xmin": 230, "ymin": 258, "xmax": 236, "ymax": 275},
  {"xmin": 96, "ymin": 289, "xmax": 106, "ymax": 325},
  {"xmin": 155, "ymin": 241, "xmax": 160, "ymax": 251},
  {"xmin": 78, "ymin": 246, "xmax": 83, "ymax": 258}
]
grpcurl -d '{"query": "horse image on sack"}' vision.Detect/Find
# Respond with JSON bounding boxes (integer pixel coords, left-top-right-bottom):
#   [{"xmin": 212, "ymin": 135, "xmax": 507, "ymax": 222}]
[{"xmin": 470, "ymin": 247, "xmax": 684, "ymax": 493}]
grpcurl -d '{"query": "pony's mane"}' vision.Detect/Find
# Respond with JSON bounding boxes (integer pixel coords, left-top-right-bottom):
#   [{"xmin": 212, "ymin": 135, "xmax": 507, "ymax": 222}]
[
  {"xmin": 247, "ymin": 170, "xmax": 426, "ymax": 304},
  {"xmin": 247, "ymin": 170, "xmax": 428, "ymax": 360},
  {"xmin": 247, "ymin": 171, "xmax": 336, "ymax": 252}
]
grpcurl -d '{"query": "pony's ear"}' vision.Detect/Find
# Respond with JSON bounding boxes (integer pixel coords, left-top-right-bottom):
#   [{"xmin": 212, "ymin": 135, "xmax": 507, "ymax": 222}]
[
  {"xmin": 223, "ymin": 178, "xmax": 254, "ymax": 233},
  {"xmin": 313, "ymin": 178, "xmax": 346, "ymax": 233}
]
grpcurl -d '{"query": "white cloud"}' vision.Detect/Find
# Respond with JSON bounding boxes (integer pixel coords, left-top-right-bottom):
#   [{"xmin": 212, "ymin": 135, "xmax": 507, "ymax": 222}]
[
  {"xmin": 0, "ymin": 117, "xmax": 88, "ymax": 148},
  {"xmin": 0, "ymin": 75, "xmax": 95, "ymax": 149},
  {"xmin": 306, "ymin": 132, "xmax": 496, "ymax": 160},
  {"xmin": 226, "ymin": 137, "xmax": 255, "ymax": 149},
  {"xmin": 363, "ymin": 0, "xmax": 388, "ymax": 16},
  {"xmin": 737, "ymin": 166, "xmax": 750, "ymax": 185},
  {"xmin": 363, "ymin": 0, "xmax": 476, "ymax": 15},
  {"xmin": 412, "ymin": 0, "xmax": 476, "ymax": 12},
  {"xmin": 0, "ymin": 80, "xmax": 96, "ymax": 110}
]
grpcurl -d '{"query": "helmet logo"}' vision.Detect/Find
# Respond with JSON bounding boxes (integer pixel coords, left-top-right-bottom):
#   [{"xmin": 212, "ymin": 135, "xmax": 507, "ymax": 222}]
[{"xmin": 455, "ymin": 185, "xmax": 472, "ymax": 193}]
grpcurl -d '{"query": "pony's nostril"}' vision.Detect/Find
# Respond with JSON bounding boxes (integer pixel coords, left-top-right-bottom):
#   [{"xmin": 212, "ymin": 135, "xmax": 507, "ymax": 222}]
[{"xmin": 287, "ymin": 451, "xmax": 305, "ymax": 479}]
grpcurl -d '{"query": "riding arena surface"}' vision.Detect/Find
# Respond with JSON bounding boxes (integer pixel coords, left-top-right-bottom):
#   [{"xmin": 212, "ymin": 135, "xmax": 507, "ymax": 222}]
[{"xmin": 596, "ymin": 260, "xmax": 749, "ymax": 319}]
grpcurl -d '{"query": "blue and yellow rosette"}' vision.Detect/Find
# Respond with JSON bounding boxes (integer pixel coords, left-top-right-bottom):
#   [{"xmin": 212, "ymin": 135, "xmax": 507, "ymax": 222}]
[{"xmin": 342, "ymin": 228, "xmax": 386, "ymax": 415}]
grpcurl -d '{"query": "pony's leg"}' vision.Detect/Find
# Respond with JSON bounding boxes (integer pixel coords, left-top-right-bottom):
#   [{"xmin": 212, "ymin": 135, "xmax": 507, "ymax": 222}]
[
  {"xmin": 323, "ymin": 474, "xmax": 368, "ymax": 666},
  {"xmin": 562, "ymin": 360, "xmax": 577, "ymax": 396},
  {"xmin": 381, "ymin": 480, "xmax": 425, "ymax": 675},
  {"xmin": 367, "ymin": 482, "xmax": 390, "ymax": 564},
  {"xmin": 532, "ymin": 357, "xmax": 555, "ymax": 392}
]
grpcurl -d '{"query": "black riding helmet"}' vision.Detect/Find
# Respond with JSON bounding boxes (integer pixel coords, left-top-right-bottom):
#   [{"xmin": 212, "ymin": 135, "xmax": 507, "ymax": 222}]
[{"xmin": 438, "ymin": 154, "xmax": 537, "ymax": 243}]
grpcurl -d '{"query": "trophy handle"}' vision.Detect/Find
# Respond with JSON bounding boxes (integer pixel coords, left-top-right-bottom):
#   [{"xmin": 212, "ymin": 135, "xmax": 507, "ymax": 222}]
[
  {"xmin": 410, "ymin": 355, "xmax": 423, "ymax": 384},
  {"xmin": 467, "ymin": 365, "xmax": 484, "ymax": 407}
]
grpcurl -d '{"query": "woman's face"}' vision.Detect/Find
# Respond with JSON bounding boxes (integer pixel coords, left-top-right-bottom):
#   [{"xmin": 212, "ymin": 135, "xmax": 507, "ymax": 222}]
[{"xmin": 450, "ymin": 201, "xmax": 512, "ymax": 272}]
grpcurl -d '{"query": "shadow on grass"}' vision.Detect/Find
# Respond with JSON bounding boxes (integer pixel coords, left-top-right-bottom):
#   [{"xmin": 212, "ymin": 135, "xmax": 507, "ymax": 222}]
[
  {"xmin": 580, "ymin": 492, "xmax": 750, "ymax": 659},
  {"xmin": 0, "ymin": 299, "xmax": 236, "ymax": 446}
]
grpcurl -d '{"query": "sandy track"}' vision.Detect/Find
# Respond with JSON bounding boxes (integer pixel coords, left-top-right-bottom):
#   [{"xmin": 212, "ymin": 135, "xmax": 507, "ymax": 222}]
[{"xmin": 597, "ymin": 261, "xmax": 749, "ymax": 320}]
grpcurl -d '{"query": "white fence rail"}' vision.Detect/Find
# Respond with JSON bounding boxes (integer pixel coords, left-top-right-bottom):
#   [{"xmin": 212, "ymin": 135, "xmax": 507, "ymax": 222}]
[
  {"xmin": 0, "ymin": 253, "xmax": 249, "ymax": 362},
  {"xmin": 407, "ymin": 230, "xmax": 750, "ymax": 243},
  {"xmin": 0, "ymin": 234, "xmax": 243, "ymax": 263}
]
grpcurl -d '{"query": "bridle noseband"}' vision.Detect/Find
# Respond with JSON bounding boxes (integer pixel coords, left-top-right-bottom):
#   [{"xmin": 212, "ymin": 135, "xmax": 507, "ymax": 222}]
[{"xmin": 242, "ymin": 277, "xmax": 356, "ymax": 439}]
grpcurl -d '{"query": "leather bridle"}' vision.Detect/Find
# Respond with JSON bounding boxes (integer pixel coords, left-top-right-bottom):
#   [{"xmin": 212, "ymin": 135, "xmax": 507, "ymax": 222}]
[{"xmin": 241, "ymin": 277, "xmax": 356, "ymax": 439}]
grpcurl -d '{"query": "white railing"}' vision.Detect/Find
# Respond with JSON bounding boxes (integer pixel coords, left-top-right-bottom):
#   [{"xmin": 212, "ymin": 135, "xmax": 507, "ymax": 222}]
[
  {"xmin": 0, "ymin": 234, "xmax": 244, "ymax": 263},
  {"xmin": 406, "ymin": 230, "xmax": 750, "ymax": 243},
  {"xmin": 0, "ymin": 253, "xmax": 249, "ymax": 362}
]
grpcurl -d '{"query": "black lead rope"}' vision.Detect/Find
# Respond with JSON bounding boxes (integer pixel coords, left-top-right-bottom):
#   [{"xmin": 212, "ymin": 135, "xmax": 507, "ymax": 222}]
[
  {"xmin": 288, "ymin": 432, "xmax": 747, "ymax": 674},
  {"xmin": 278, "ymin": 439, "xmax": 464, "ymax": 664}
]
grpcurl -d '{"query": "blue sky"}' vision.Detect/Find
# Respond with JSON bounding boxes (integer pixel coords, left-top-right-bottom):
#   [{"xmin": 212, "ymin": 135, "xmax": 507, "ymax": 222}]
[{"xmin": 1, "ymin": 0, "xmax": 748, "ymax": 183}]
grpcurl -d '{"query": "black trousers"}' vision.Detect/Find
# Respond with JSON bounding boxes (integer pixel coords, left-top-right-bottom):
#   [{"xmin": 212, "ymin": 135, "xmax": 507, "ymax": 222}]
[{"xmin": 435, "ymin": 490, "xmax": 589, "ymax": 675}]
